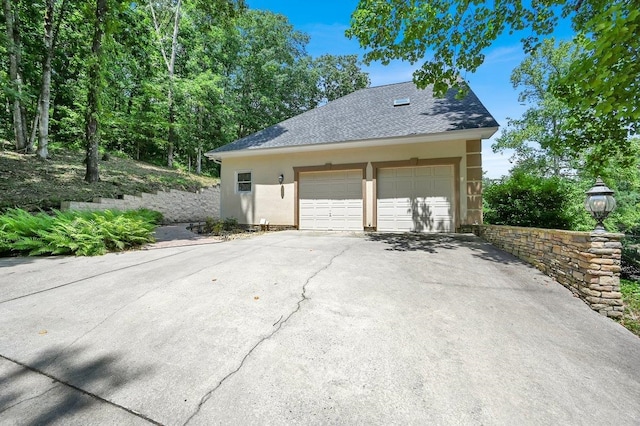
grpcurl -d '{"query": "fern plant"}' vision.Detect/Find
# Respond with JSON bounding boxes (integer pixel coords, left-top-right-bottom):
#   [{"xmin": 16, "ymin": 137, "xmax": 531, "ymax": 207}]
[{"xmin": 0, "ymin": 208, "xmax": 161, "ymax": 257}]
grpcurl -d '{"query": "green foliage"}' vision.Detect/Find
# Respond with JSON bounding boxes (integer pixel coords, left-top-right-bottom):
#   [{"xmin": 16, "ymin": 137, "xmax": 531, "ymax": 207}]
[
  {"xmin": 483, "ymin": 173, "xmax": 575, "ymax": 229},
  {"xmin": 347, "ymin": 0, "xmax": 638, "ymax": 131},
  {"xmin": 620, "ymin": 279, "xmax": 640, "ymax": 336},
  {"xmin": 203, "ymin": 216, "xmax": 238, "ymax": 235},
  {"xmin": 204, "ymin": 217, "xmax": 222, "ymax": 235},
  {"xmin": 1, "ymin": 1, "xmax": 369, "ymax": 175},
  {"xmin": 313, "ymin": 54, "xmax": 370, "ymax": 102},
  {"xmin": 489, "ymin": 36, "xmax": 640, "ymax": 235},
  {"xmin": 228, "ymin": 10, "xmax": 320, "ymax": 137},
  {"xmin": 222, "ymin": 217, "xmax": 238, "ymax": 231},
  {"xmin": 0, "ymin": 208, "xmax": 161, "ymax": 256},
  {"xmin": 484, "ymin": 165, "xmax": 640, "ymax": 234},
  {"xmin": 557, "ymin": 5, "xmax": 639, "ymax": 134},
  {"xmin": 493, "ymin": 39, "xmax": 584, "ymax": 176},
  {"xmin": 622, "ymin": 236, "xmax": 640, "ymax": 281}
]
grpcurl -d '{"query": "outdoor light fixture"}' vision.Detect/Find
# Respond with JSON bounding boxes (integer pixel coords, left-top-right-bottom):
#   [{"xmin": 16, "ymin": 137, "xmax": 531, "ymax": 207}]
[
  {"xmin": 278, "ymin": 174, "xmax": 284, "ymax": 185},
  {"xmin": 584, "ymin": 177, "xmax": 616, "ymax": 233}
]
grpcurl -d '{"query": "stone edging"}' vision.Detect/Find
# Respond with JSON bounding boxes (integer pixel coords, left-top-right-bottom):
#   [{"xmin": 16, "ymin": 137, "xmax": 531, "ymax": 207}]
[{"xmin": 470, "ymin": 225, "xmax": 623, "ymax": 318}]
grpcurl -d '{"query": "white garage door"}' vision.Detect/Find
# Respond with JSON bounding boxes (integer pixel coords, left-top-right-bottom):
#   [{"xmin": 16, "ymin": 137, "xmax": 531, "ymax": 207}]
[
  {"xmin": 299, "ymin": 170, "xmax": 363, "ymax": 231},
  {"xmin": 377, "ymin": 165, "xmax": 454, "ymax": 232}
]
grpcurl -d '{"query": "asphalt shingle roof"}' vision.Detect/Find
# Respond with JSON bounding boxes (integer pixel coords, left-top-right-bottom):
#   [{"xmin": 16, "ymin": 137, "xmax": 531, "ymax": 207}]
[{"xmin": 208, "ymin": 81, "xmax": 498, "ymax": 155}]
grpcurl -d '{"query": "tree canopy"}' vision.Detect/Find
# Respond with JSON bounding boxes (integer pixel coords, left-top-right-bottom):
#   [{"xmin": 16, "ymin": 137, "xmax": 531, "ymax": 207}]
[
  {"xmin": 347, "ymin": 0, "xmax": 638, "ymax": 131},
  {"xmin": 486, "ymin": 38, "xmax": 640, "ymax": 235},
  {"xmin": 493, "ymin": 38, "xmax": 632, "ymax": 178},
  {"xmin": 0, "ymin": 2, "xmax": 369, "ymax": 178}
]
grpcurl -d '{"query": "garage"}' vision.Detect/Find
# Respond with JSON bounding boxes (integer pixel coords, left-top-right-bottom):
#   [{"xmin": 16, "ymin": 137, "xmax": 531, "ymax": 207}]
[
  {"xmin": 299, "ymin": 170, "xmax": 363, "ymax": 231},
  {"xmin": 377, "ymin": 165, "xmax": 454, "ymax": 232}
]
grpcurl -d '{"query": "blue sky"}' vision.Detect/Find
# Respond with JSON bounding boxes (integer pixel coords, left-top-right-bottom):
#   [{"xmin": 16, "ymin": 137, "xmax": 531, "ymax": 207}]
[{"xmin": 247, "ymin": 1, "xmax": 574, "ymax": 178}]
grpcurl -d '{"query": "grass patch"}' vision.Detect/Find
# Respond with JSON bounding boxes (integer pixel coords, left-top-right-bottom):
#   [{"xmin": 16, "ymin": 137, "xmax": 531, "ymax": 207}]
[
  {"xmin": 620, "ymin": 278, "xmax": 640, "ymax": 336},
  {"xmin": 0, "ymin": 208, "xmax": 162, "ymax": 256},
  {"xmin": 0, "ymin": 148, "xmax": 219, "ymax": 212}
]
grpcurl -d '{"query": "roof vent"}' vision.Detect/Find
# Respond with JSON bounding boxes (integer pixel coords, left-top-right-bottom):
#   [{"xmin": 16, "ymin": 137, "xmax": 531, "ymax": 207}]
[{"xmin": 393, "ymin": 97, "xmax": 410, "ymax": 107}]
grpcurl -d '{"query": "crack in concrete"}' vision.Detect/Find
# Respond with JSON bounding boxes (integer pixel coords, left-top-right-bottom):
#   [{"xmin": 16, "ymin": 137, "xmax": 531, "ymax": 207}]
[
  {"xmin": 44, "ymin": 244, "xmax": 270, "ymax": 370},
  {"xmin": 0, "ymin": 383, "xmax": 60, "ymax": 415},
  {"xmin": 182, "ymin": 244, "xmax": 353, "ymax": 425},
  {"xmin": 0, "ymin": 354, "xmax": 162, "ymax": 425}
]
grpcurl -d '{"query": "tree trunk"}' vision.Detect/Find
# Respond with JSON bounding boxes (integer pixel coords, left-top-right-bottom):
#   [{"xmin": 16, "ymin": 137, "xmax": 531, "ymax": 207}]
[
  {"xmin": 149, "ymin": 0, "xmax": 181, "ymax": 168},
  {"xmin": 84, "ymin": 0, "xmax": 107, "ymax": 183},
  {"xmin": 167, "ymin": 87, "xmax": 175, "ymax": 167},
  {"xmin": 36, "ymin": 0, "xmax": 55, "ymax": 159},
  {"xmin": 28, "ymin": 100, "xmax": 40, "ymax": 152},
  {"xmin": 196, "ymin": 147, "xmax": 201, "ymax": 175},
  {"xmin": 14, "ymin": 2, "xmax": 29, "ymax": 151},
  {"xmin": 3, "ymin": 0, "xmax": 27, "ymax": 151},
  {"xmin": 196, "ymin": 105, "xmax": 202, "ymax": 175},
  {"xmin": 166, "ymin": 0, "xmax": 180, "ymax": 168}
]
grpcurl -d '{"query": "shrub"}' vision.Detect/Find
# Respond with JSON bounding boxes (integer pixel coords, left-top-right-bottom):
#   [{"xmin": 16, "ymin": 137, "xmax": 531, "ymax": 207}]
[
  {"xmin": 202, "ymin": 217, "xmax": 239, "ymax": 235},
  {"xmin": 204, "ymin": 217, "xmax": 223, "ymax": 235},
  {"xmin": 222, "ymin": 217, "xmax": 238, "ymax": 231},
  {"xmin": 483, "ymin": 172, "xmax": 574, "ymax": 229}
]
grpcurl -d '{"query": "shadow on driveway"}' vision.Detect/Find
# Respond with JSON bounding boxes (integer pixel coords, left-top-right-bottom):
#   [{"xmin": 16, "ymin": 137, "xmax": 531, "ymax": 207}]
[
  {"xmin": 1, "ymin": 345, "xmax": 156, "ymax": 424},
  {"xmin": 366, "ymin": 232, "xmax": 522, "ymax": 265}
]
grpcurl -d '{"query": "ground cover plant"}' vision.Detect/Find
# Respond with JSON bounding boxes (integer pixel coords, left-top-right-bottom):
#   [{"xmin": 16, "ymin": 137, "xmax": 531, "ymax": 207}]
[
  {"xmin": 0, "ymin": 208, "xmax": 162, "ymax": 257},
  {"xmin": 621, "ymin": 279, "xmax": 640, "ymax": 337}
]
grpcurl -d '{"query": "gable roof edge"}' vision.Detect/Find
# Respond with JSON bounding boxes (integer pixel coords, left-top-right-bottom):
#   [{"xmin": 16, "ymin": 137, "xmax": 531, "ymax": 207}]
[{"xmin": 206, "ymin": 126, "xmax": 498, "ymax": 161}]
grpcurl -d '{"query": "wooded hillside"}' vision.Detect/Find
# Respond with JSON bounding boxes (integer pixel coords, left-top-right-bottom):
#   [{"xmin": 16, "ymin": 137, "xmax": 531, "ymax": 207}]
[
  {"xmin": 0, "ymin": 144, "xmax": 218, "ymax": 211},
  {"xmin": 1, "ymin": 1, "xmax": 369, "ymax": 179}
]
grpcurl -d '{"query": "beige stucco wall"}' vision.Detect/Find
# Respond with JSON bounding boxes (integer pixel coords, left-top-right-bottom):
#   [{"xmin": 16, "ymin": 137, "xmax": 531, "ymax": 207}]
[{"xmin": 219, "ymin": 139, "xmax": 475, "ymax": 228}]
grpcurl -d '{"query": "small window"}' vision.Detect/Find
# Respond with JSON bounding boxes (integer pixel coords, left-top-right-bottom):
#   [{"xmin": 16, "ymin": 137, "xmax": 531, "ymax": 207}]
[{"xmin": 236, "ymin": 171, "xmax": 252, "ymax": 193}]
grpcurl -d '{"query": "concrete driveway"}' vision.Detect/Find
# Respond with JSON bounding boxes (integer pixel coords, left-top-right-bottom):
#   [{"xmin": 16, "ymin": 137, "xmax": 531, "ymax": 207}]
[{"xmin": 1, "ymin": 231, "xmax": 639, "ymax": 425}]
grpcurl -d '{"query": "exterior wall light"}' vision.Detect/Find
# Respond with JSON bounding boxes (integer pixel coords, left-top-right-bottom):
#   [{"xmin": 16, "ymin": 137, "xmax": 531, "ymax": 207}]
[
  {"xmin": 278, "ymin": 174, "xmax": 284, "ymax": 185},
  {"xmin": 585, "ymin": 177, "xmax": 616, "ymax": 233}
]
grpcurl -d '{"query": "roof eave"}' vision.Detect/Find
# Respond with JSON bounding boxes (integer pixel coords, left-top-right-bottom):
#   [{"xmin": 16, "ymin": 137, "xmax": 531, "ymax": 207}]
[{"xmin": 205, "ymin": 127, "xmax": 499, "ymax": 161}]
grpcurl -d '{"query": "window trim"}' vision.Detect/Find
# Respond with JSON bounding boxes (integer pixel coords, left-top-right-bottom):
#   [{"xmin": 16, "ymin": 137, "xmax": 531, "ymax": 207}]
[{"xmin": 235, "ymin": 170, "xmax": 252, "ymax": 194}]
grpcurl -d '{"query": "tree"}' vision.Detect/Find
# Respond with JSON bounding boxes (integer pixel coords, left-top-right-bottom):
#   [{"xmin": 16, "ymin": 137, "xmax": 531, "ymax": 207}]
[
  {"xmin": 228, "ymin": 10, "xmax": 320, "ymax": 137},
  {"xmin": 493, "ymin": 39, "xmax": 584, "ymax": 177},
  {"xmin": 1, "ymin": 0, "xmax": 367, "ymax": 179},
  {"xmin": 3, "ymin": 0, "xmax": 28, "ymax": 151},
  {"xmin": 148, "ymin": 0, "xmax": 245, "ymax": 168},
  {"xmin": 314, "ymin": 54, "xmax": 370, "ymax": 102},
  {"xmin": 100, "ymin": 2, "xmax": 166, "ymax": 162},
  {"xmin": 347, "ymin": 0, "xmax": 639, "ymax": 131},
  {"xmin": 493, "ymin": 38, "xmax": 631, "ymax": 178},
  {"xmin": 35, "ymin": 0, "xmax": 68, "ymax": 159},
  {"xmin": 148, "ymin": 0, "xmax": 181, "ymax": 168},
  {"xmin": 84, "ymin": 0, "xmax": 107, "ymax": 183}
]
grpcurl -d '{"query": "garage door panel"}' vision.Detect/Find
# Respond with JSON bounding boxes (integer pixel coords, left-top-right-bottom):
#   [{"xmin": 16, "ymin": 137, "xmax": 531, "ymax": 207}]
[
  {"xmin": 299, "ymin": 170, "xmax": 363, "ymax": 231},
  {"xmin": 377, "ymin": 166, "xmax": 454, "ymax": 233},
  {"xmin": 433, "ymin": 177, "xmax": 452, "ymax": 194},
  {"xmin": 415, "ymin": 167, "xmax": 433, "ymax": 177}
]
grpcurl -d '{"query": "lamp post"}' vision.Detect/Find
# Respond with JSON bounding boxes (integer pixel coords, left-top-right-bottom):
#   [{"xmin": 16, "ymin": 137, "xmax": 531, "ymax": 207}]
[{"xmin": 584, "ymin": 177, "xmax": 616, "ymax": 233}]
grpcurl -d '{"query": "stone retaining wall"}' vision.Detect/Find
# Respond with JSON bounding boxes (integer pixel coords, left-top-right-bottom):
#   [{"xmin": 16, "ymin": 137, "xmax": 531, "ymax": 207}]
[
  {"xmin": 60, "ymin": 186, "xmax": 220, "ymax": 224},
  {"xmin": 473, "ymin": 225, "xmax": 623, "ymax": 318}
]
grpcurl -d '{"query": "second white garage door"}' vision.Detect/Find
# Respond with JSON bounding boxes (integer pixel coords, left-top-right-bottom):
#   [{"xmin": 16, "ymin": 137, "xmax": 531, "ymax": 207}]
[
  {"xmin": 299, "ymin": 170, "xmax": 363, "ymax": 231},
  {"xmin": 377, "ymin": 165, "xmax": 454, "ymax": 232}
]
